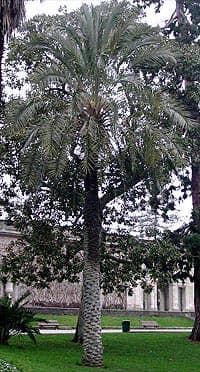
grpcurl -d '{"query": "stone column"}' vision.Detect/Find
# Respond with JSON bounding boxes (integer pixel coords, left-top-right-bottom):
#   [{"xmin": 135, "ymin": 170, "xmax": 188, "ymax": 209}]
[
  {"xmin": 158, "ymin": 288, "xmax": 164, "ymax": 311},
  {"xmin": 134, "ymin": 285, "xmax": 144, "ymax": 310},
  {"xmin": 5, "ymin": 282, "xmax": 14, "ymax": 299},
  {"xmin": 126, "ymin": 285, "xmax": 143, "ymax": 310},
  {"xmin": 185, "ymin": 281, "xmax": 194, "ymax": 311},
  {"xmin": 168, "ymin": 283, "xmax": 179, "ymax": 311},
  {"xmin": 12, "ymin": 284, "xmax": 19, "ymax": 302},
  {"xmin": 100, "ymin": 289, "xmax": 103, "ymax": 310},
  {"xmin": 149, "ymin": 283, "xmax": 158, "ymax": 310},
  {"xmin": 0, "ymin": 282, "xmax": 3, "ymax": 297}
]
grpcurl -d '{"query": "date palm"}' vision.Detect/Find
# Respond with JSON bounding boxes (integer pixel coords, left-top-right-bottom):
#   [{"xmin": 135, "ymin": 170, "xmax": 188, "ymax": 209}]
[{"xmin": 6, "ymin": 1, "xmax": 192, "ymax": 367}]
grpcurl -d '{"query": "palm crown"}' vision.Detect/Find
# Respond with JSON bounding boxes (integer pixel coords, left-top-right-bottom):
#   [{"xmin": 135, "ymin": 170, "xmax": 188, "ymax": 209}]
[{"xmin": 6, "ymin": 1, "xmax": 191, "ymax": 189}]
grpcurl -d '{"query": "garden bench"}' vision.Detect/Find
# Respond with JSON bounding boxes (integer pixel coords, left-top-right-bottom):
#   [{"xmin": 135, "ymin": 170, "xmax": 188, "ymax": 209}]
[
  {"xmin": 140, "ymin": 321, "xmax": 159, "ymax": 328},
  {"xmin": 38, "ymin": 320, "xmax": 59, "ymax": 329}
]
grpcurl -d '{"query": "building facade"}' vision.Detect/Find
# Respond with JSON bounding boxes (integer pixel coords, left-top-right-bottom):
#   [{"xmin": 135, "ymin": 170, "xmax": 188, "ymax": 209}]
[{"xmin": 126, "ymin": 280, "xmax": 194, "ymax": 311}]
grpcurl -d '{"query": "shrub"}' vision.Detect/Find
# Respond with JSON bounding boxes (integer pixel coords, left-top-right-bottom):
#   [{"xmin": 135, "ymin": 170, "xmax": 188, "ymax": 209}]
[
  {"xmin": 0, "ymin": 359, "xmax": 19, "ymax": 371},
  {"xmin": 0, "ymin": 292, "xmax": 40, "ymax": 345}
]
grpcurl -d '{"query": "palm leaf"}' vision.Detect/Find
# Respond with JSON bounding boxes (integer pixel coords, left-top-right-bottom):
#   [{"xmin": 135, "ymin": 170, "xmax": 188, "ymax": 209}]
[
  {"xmin": 27, "ymin": 32, "xmax": 85, "ymax": 79},
  {"xmin": 162, "ymin": 93, "xmax": 195, "ymax": 131},
  {"xmin": 6, "ymin": 97, "xmax": 45, "ymax": 134}
]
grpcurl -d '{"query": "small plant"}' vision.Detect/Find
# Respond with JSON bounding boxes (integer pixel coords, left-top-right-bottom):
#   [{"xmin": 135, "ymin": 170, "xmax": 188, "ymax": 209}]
[
  {"xmin": 0, "ymin": 291, "xmax": 40, "ymax": 345},
  {"xmin": 0, "ymin": 359, "xmax": 19, "ymax": 371}
]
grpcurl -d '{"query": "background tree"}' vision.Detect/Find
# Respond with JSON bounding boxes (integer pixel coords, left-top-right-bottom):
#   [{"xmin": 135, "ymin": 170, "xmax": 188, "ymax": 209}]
[{"xmin": 137, "ymin": 0, "xmax": 200, "ymax": 341}]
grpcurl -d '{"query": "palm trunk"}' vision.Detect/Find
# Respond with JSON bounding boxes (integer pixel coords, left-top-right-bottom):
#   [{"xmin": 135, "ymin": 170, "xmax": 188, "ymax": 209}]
[
  {"xmin": 189, "ymin": 162, "xmax": 200, "ymax": 341},
  {"xmin": 0, "ymin": 29, "xmax": 4, "ymax": 107},
  {"xmin": 82, "ymin": 168, "xmax": 103, "ymax": 367}
]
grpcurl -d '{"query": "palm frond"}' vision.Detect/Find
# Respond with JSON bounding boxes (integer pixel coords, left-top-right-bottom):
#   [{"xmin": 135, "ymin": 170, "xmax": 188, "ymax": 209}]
[
  {"xmin": 11, "ymin": 290, "xmax": 30, "ymax": 309},
  {"xmin": 132, "ymin": 45, "xmax": 176, "ymax": 69},
  {"xmin": 21, "ymin": 146, "xmax": 45, "ymax": 189},
  {"xmin": 32, "ymin": 64, "xmax": 70, "ymax": 88},
  {"xmin": 100, "ymin": 1, "xmax": 127, "ymax": 53},
  {"xmin": 162, "ymin": 93, "xmax": 196, "ymax": 132},
  {"xmin": 6, "ymin": 98, "xmax": 45, "ymax": 135},
  {"xmin": 27, "ymin": 32, "xmax": 85, "ymax": 79}
]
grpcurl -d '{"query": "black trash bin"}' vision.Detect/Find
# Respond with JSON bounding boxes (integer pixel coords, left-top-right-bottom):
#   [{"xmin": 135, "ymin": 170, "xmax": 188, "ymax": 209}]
[{"xmin": 122, "ymin": 320, "xmax": 130, "ymax": 332}]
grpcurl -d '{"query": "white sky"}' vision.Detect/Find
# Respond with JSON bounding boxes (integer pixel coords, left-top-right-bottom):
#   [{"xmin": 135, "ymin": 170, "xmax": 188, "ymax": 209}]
[{"xmin": 26, "ymin": 0, "xmax": 176, "ymax": 27}]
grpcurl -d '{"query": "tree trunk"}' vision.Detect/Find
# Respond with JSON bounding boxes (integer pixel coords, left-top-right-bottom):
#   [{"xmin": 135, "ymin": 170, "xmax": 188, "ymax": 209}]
[
  {"xmin": 175, "ymin": 0, "xmax": 184, "ymax": 24},
  {"xmin": 72, "ymin": 289, "xmax": 83, "ymax": 344},
  {"xmin": 72, "ymin": 231, "xmax": 90, "ymax": 344},
  {"xmin": 189, "ymin": 162, "xmax": 200, "ymax": 341},
  {"xmin": 0, "ymin": 29, "xmax": 4, "ymax": 107},
  {"xmin": 0, "ymin": 327, "xmax": 9, "ymax": 345},
  {"xmin": 82, "ymin": 168, "xmax": 103, "ymax": 367},
  {"xmin": 189, "ymin": 261, "xmax": 200, "ymax": 341}
]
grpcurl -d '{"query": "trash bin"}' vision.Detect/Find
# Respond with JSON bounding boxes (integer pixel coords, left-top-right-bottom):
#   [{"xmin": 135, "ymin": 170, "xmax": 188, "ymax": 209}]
[{"xmin": 122, "ymin": 320, "xmax": 130, "ymax": 332}]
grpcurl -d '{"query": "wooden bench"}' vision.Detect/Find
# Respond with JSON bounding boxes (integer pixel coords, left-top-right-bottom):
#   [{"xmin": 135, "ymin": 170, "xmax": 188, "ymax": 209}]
[
  {"xmin": 140, "ymin": 321, "xmax": 159, "ymax": 328},
  {"xmin": 38, "ymin": 320, "xmax": 59, "ymax": 330}
]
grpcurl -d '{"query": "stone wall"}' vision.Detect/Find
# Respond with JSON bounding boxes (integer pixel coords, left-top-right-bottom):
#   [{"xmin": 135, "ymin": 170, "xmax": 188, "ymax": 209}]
[
  {"xmin": 27, "ymin": 306, "xmax": 195, "ymax": 318},
  {"xmin": 24, "ymin": 282, "xmax": 124, "ymax": 309}
]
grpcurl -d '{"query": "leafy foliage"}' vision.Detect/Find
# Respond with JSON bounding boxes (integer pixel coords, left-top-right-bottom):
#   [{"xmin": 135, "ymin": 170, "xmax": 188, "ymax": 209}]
[
  {"xmin": 2, "ymin": 222, "xmax": 83, "ymax": 287},
  {"xmin": 137, "ymin": 0, "xmax": 200, "ymax": 42},
  {"xmin": 101, "ymin": 233, "xmax": 182, "ymax": 293},
  {"xmin": 1, "ymin": 220, "xmax": 184, "ymax": 294}
]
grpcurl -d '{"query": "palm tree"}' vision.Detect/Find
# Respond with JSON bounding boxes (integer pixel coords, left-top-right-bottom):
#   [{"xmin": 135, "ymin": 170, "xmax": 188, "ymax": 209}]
[{"xmin": 6, "ymin": 1, "xmax": 192, "ymax": 366}]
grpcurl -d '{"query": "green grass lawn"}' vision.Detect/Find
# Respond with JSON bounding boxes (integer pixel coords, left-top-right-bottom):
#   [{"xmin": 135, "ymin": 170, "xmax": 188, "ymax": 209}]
[
  {"xmin": 1, "ymin": 333, "xmax": 199, "ymax": 372},
  {"xmin": 34, "ymin": 314, "xmax": 193, "ymax": 328}
]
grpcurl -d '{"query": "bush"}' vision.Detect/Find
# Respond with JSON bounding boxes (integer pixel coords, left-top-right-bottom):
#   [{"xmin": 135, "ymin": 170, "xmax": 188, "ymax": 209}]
[
  {"xmin": 0, "ymin": 359, "xmax": 19, "ymax": 371},
  {"xmin": 0, "ymin": 292, "xmax": 40, "ymax": 345}
]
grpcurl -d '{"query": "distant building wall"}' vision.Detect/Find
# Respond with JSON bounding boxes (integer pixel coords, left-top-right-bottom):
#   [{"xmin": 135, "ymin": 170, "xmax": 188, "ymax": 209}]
[{"xmin": 126, "ymin": 281, "xmax": 194, "ymax": 312}]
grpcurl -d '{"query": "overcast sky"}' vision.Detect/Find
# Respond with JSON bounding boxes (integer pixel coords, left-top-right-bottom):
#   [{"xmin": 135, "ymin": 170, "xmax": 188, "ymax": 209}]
[{"xmin": 26, "ymin": 0, "xmax": 176, "ymax": 27}]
